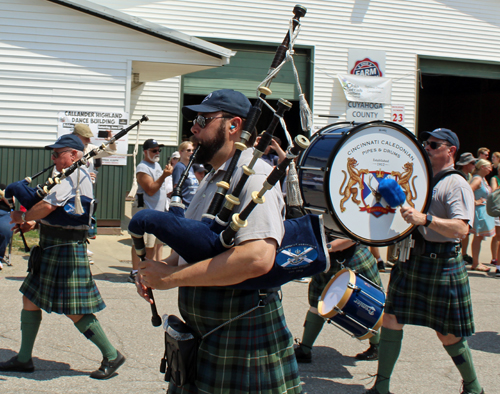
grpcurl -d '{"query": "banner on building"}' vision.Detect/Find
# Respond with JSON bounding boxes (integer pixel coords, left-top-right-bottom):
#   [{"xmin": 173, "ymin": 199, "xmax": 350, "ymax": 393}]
[
  {"xmin": 57, "ymin": 111, "xmax": 130, "ymax": 166},
  {"xmin": 346, "ymin": 102, "xmax": 385, "ymax": 121},
  {"xmin": 337, "ymin": 74, "xmax": 392, "ymax": 104}
]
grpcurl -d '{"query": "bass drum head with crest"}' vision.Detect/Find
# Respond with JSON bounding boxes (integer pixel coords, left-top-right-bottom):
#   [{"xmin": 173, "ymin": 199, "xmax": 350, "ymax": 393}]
[{"xmin": 297, "ymin": 121, "xmax": 432, "ymax": 246}]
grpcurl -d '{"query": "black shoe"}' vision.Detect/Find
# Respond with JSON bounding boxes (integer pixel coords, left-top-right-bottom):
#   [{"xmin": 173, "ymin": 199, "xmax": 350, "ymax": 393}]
[
  {"xmin": 0, "ymin": 356, "xmax": 35, "ymax": 373},
  {"xmin": 90, "ymin": 351, "xmax": 126, "ymax": 380},
  {"xmin": 355, "ymin": 343, "xmax": 378, "ymax": 360},
  {"xmin": 463, "ymin": 254, "xmax": 473, "ymax": 265},
  {"xmin": 294, "ymin": 343, "xmax": 312, "ymax": 363},
  {"xmin": 377, "ymin": 260, "xmax": 386, "ymax": 272}
]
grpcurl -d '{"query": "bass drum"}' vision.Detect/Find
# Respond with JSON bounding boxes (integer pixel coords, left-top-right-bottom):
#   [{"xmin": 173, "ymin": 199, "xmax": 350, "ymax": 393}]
[{"xmin": 297, "ymin": 121, "xmax": 432, "ymax": 246}]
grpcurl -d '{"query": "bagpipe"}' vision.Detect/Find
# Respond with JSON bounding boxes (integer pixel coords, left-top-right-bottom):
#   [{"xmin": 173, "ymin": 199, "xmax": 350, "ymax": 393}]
[
  {"xmin": 4, "ymin": 115, "xmax": 149, "ymax": 228},
  {"xmin": 129, "ymin": 4, "xmax": 333, "ymax": 294}
]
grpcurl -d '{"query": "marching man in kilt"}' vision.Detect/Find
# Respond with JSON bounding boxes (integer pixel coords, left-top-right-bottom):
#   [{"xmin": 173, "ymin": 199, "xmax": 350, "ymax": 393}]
[
  {"xmin": 137, "ymin": 89, "xmax": 301, "ymax": 393},
  {"xmin": 0, "ymin": 134, "xmax": 125, "ymax": 379},
  {"xmin": 366, "ymin": 128, "xmax": 484, "ymax": 394}
]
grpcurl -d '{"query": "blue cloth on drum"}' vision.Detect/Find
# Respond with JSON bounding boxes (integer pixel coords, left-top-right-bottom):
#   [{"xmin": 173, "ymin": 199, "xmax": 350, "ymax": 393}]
[
  {"xmin": 308, "ymin": 245, "xmax": 381, "ymax": 309},
  {"xmin": 20, "ymin": 227, "xmax": 105, "ymax": 315},
  {"xmin": 385, "ymin": 245, "xmax": 474, "ymax": 338},
  {"xmin": 168, "ymin": 287, "xmax": 301, "ymax": 394}
]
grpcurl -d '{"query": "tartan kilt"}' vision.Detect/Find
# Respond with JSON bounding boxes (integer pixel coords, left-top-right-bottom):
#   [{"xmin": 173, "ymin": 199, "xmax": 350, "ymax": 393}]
[
  {"xmin": 168, "ymin": 287, "xmax": 301, "ymax": 394},
  {"xmin": 20, "ymin": 231, "xmax": 105, "ymax": 315},
  {"xmin": 308, "ymin": 246, "xmax": 381, "ymax": 309},
  {"xmin": 385, "ymin": 248, "xmax": 474, "ymax": 337}
]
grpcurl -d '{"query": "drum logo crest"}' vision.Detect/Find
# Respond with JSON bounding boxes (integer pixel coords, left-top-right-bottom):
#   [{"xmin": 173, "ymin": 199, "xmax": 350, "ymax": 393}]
[
  {"xmin": 276, "ymin": 245, "xmax": 318, "ymax": 269},
  {"xmin": 354, "ymin": 298, "xmax": 376, "ymax": 315},
  {"xmin": 339, "ymin": 159, "xmax": 417, "ymax": 217}
]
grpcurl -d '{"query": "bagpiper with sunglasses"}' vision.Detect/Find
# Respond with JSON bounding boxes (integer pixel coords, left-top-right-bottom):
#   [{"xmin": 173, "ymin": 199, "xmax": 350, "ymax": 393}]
[
  {"xmin": 0, "ymin": 134, "xmax": 125, "ymax": 379},
  {"xmin": 172, "ymin": 140, "xmax": 199, "ymax": 208},
  {"xmin": 367, "ymin": 128, "xmax": 484, "ymax": 394},
  {"xmin": 130, "ymin": 139, "xmax": 173, "ymax": 282},
  {"xmin": 137, "ymin": 89, "xmax": 301, "ymax": 393}
]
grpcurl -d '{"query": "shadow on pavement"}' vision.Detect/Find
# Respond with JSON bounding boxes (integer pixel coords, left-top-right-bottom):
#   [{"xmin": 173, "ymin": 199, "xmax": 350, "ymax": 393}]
[
  {"xmin": 0, "ymin": 349, "xmax": 88, "ymax": 380},
  {"xmin": 468, "ymin": 331, "xmax": 500, "ymax": 354},
  {"xmin": 93, "ymin": 271, "xmax": 132, "ymax": 283},
  {"xmin": 297, "ymin": 345, "xmax": 357, "ymax": 379}
]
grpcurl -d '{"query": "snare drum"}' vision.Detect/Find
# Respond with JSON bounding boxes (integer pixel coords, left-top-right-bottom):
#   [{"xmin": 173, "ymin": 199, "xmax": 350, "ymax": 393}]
[
  {"xmin": 297, "ymin": 121, "xmax": 432, "ymax": 246},
  {"xmin": 318, "ymin": 268, "xmax": 385, "ymax": 340}
]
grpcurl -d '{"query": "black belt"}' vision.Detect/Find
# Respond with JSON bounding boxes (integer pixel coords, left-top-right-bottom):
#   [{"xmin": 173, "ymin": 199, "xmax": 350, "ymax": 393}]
[
  {"xmin": 419, "ymin": 243, "xmax": 461, "ymax": 259},
  {"xmin": 40, "ymin": 224, "xmax": 88, "ymax": 241}
]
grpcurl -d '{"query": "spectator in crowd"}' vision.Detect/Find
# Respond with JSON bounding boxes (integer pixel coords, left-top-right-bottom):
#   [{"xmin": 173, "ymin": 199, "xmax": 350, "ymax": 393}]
[
  {"xmin": 489, "ymin": 164, "xmax": 500, "ymax": 268},
  {"xmin": 477, "ymin": 147, "xmax": 490, "ymax": 161},
  {"xmin": 455, "ymin": 152, "xmax": 478, "ymax": 264},
  {"xmin": 0, "ymin": 183, "xmax": 12, "ymax": 268},
  {"xmin": 469, "ymin": 159, "xmax": 495, "ymax": 272},
  {"xmin": 129, "ymin": 139, "xmax": 172, "ymax": 283},
  {"xmin": 486, "ymin": 151, "xmax": 500, "ymax": 186},
  {"xmin": 172, "ymin": 141, "xmax": 199, "ymax": 208},
  {"xmin": 164, "ymin": 152, "xmax": 180, "ymax": 211},
  {"xmin": 192, "ymin": 164, "xmax": 207, "ymax": 183},
  {"xmin": 257, "ymin": 135, "xmax": 286, "ymax": 167}
]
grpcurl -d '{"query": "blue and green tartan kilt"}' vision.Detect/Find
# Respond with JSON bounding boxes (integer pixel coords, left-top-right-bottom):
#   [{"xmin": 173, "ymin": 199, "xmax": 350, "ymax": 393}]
[
  {"xmin": 168, "ymin": 287, "xmax": 301, "ymax": 394},
  {"xmin": 385, "ymin": 247, "xmax": 474, "ymax": 337},
  {"xmin": 20, "ymin": 231, "xmax": 105, "ymax": 315},
  {"xmin": 308, "ymin": 246, "xmax": 381, "ymax": 309}
]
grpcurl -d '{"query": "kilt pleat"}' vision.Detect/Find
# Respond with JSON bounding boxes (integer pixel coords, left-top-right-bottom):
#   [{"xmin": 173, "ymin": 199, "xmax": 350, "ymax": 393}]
[
  {"xmin": 168, "ymin": 287, "xmax": 301, "ymax": 394},
  {"xmin": 385, "ymin": 249, "xmax": 474, "ymax": 337},
  {"xmin": 309, "ymin": 246, "xmax": 381, "ymax": 309},
  {"xmin": 20, "ymin": 231, "xmax": 105, "ymax": 315}
]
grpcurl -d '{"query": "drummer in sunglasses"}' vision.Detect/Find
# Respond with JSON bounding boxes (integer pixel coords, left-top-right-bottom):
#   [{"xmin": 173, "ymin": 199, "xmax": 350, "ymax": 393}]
[{"xmin": 366, "ymin": 128, "xmax": 483, "ymax": 394}]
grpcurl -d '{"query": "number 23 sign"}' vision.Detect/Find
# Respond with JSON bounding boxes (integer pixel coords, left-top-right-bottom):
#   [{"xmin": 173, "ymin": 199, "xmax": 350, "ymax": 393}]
[{"xmin": 391, "ymin": 104, "xmax": 405, "ymax": 124}]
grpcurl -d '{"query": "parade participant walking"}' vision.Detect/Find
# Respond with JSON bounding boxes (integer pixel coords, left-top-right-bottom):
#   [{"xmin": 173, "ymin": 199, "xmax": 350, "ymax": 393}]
[
  {"xmin": 136, "ymin": 89, "xmax": 301, "ymax": 393},
  {"xmin": 366, "ymin": 128, "xmax": 484, "ymax": 394},
  {"xmin": 0, "ymin": 134, "xmax": 125, "ymax": 379},
  {"xmin": 295, "ymin": 237, "xmax": 382, "ymax": 363}
]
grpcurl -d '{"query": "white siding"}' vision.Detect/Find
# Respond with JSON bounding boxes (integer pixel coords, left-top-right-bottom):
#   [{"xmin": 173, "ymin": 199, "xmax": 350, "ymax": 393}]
[
  {"xmin": 94, "ymin": 0, "xmax": 500, "ymax": 133},
  {"xmin": 0, "ymin": 0, "xmax": 226, "ymax": 147}
]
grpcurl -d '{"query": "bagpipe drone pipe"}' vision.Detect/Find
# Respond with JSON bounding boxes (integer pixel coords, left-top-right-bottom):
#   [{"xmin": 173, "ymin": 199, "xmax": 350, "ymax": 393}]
[
  {"xmin": 129, "ymin": 4, "xmax": 332, "ymax": 291},
  {"xmin": 4, "ymin": 115, "xmax": 149, "ymax": 227}
]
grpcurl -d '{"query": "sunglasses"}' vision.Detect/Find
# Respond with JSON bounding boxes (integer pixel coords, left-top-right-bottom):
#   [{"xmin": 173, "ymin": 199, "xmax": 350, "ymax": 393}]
[
  {"xmin": 192, "ymin": 114, "xmax": 231, "ymax": 129},
  {"xmin": 149, "ymin": 149, "xmax": 161, "ymax": 153},
  {"xmin": 423, "ymin": 140, "xmax": 451, "ymax": 150},
  {"xmin": 51, "ymin": 149, "xmax": 73, "ymax": 158},
  {"xmin": 185, "ymin": 149, "xmax": 194, "ymax": 152}
]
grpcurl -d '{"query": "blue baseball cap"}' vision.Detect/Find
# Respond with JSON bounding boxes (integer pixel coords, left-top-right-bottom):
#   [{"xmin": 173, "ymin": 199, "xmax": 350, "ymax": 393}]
[
  {"xmin": 45, "ymin": 134, "xmax": 84, "ymax": 151},
  {"xmin": 420, "ymin": 128, "xmax": 460, "ymax": 150},
  {"xmin": 182, "ymin": 89, "xmax": 252, "ymax": 120}
]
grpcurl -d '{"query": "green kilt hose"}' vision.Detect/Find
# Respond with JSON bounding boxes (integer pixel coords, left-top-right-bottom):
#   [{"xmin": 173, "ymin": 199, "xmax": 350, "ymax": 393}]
[
  {"xmin": 169, "ymin": 287, "xmax": 301, "ymax": 394},
  {"xmin": 385, "ymin": 244, "xmax": 474, "ymax": 338},
  {"xmin": 20, "ymin": 229, "xmax": 105, "ymax": 315},
  {"xmin": 309, "ymin": 245, "xmax": 381, "ymax": 309}
]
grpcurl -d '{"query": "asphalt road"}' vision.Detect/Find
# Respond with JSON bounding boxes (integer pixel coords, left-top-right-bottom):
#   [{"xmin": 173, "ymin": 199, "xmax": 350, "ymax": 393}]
[{"xmin": 0, "ymin": 234, "xmax": 498, "ymax": 393}]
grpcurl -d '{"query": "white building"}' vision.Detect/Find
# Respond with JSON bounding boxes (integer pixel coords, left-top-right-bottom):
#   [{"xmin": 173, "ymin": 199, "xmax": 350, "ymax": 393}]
[{"xmin": 2, "ymin": 0, "xmax": 500, "ymax": 223}]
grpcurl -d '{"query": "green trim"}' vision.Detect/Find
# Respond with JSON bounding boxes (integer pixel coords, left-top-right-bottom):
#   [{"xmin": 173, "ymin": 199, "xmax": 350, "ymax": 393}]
[
  {"xmin": 419, "ymin": 56, "xmax": 500, "ymax": 80},
  {"xmin": 0, "ymin": 145, "xmax": 178, "ymax": 222}
]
